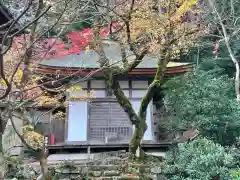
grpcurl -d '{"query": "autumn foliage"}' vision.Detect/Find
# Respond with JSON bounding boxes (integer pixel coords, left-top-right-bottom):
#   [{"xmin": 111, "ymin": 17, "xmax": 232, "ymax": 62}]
[
  {"xmin": 128, "ymin": 0, "xmax": 200, "ymax": 56},
  {"xmin": 12, "ymin": 22, "xmax": 121, "ymax": 61}
]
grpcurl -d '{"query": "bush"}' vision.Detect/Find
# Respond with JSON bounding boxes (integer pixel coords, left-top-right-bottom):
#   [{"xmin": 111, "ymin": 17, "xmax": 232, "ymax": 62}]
[
  {"xmin": 164, "ymin": 68, "xmax": 240, "ymax": 145},
  {"xmin": 161, "ymin": 138, "xmax": 236, "ymax": 180}
]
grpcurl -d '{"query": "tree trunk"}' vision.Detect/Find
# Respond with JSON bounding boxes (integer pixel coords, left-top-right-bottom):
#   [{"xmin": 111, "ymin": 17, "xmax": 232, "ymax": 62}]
[
  {"xmin": 38, "ymin": 150, "xmax": 51, "ymax": 180},
  {"xmin": 208, "ymin": 0, "xmax": 240, "ymax": 101},
  {"xmin": 130, "ymin": 118, "xmax": 147, "ymax": 155},
  {"xmin": 104, "ymin": 58, "xmax": 166, "ymax": 155},
  {"xmin": 21, "ymin": 0, "xmax": 43, "ymax": 85},
  {"xmin": 0, "ymin": 134, "xmax": 5, "ymax": 179},
  {"xmin": 130, "ymin": 81, "xmax": 158, "ymax": 156},
  {"xmin": 110, "ymin": 78, "xmax": 156, "ymax": 155},
  {"xmin": 109, "ymin": 77, "xmax": 141, "ymax": 155},
  {"xmin": 0, "ymin": 115, "xmax": 8, "ymax": 179}
]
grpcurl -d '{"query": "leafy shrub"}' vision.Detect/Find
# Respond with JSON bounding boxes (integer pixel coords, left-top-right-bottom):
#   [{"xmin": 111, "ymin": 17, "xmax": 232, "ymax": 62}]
[
  {"xmin": 164, "ymin": 68, "xmax": 240, "ymax": 145},
  {"xmin": 230, "ymin": 169, "xmax": 240, "ymax": 180},
  {"xmin": 5, "ymin": 156, "xmax": 39, "ymax": 179},
  {"xmin": 162, "ymin": 138, "xmax": 236, "ymax": 180}
]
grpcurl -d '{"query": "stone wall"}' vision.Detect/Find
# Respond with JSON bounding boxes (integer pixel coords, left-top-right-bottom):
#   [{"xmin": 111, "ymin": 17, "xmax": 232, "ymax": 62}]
[
  {"xmin": 6, "ymin": 151, "xmax": 164, "ymax": 180},
  {"xmin": 49, "ymin": 151, "xmax": 163, "ymax": 180}
]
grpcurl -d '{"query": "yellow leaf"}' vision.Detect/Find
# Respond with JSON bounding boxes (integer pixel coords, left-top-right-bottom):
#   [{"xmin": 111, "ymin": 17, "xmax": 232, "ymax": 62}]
[
  {"xmin": 159, "ymin": 13, "xmax": 168, "ymax": 19},
  {"xmin": 167, "ymin": 62, "xmax": 190, "ymax": 67},
  {"xmin": 66, "ymin": 85, "xmax": 82, "ymax": 92},
  {"xmin": 173, "ymin": 0, "xmax": 197, "ymax": 21},
  {"xmin": 1, "ymin": 79, "xmax": 6, "ymax": 85},
  {"xmin": 131, "ymin": 32, "xmax": 138, "ymax": 40},
  {"xmin": 17, "ymin": 69, "xmax": 23, "ymax": 77}
]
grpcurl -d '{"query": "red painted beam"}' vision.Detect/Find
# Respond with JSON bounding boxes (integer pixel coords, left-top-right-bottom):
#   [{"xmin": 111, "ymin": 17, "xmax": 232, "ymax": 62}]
[{"xmin": 36, "ymin": 65, "xmax": 193, "ymax": 76}]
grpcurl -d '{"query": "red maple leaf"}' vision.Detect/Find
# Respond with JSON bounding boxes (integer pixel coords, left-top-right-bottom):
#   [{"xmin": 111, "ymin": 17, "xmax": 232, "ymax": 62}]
[{"xmin": 13, "ymin": 22, "xmax": 122, "ymax": 61}]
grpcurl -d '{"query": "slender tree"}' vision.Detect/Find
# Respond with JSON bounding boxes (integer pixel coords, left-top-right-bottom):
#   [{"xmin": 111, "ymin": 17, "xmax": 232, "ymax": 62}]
[
  {"xmin": 0, "ymin": 0, "xmax": 93, "ymax": 178},
  {"xmin": 89, "ymin": 0, "xmax": 202, "ymax": 156},
  {"xmin": 0, "ymin": 0, "xmax": 51, "ymax": 177},
  {"xmin": 200, "ymin": 0, "xmax": 240, "ymax": 100}
]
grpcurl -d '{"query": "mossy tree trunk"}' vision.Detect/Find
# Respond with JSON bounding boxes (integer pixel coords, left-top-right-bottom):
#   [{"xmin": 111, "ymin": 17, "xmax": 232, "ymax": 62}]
[
  {"xmin": 0, "ymin": 134, "xmax": 5, "ymax": 179},
  {"xmin": 38, "ymin": 150, "xmax": 51, "ymax": 180},
  {"xmin": 130, "ymin": 82, "xmax": 158, "ymax": 154},
  {"xmin": 104, "ymin": 56, "xmax": 168, "ymax": 155},
  {"xmin": 93, "ymin": 23, "xmax": 170, "ymax": 156},
  {"xmin": 0, "ymin": 115, "xmax": 8, "ymax": 179}
]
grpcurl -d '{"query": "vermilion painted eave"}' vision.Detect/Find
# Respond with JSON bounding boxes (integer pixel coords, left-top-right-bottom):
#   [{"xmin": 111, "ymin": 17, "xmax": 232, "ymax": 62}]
[{"xmin": 35, "ymin": 65, "xmax": 193, "ymax": 76}]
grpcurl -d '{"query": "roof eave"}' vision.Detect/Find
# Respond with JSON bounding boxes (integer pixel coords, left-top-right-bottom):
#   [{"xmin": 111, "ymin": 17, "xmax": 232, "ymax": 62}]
[{"xmin": 35, "ymin": 64, "xmax": 193, "ymax": 76}]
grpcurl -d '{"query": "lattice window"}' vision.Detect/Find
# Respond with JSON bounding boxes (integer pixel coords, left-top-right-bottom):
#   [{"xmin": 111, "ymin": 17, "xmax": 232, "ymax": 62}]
[{"xmin": 88, "ymin": 102, "xmax": 133, "ymax": 143}]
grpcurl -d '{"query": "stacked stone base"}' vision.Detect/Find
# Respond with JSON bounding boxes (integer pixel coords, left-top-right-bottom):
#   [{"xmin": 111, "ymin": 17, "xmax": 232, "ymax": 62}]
[
  {"xmin": 53, "ymin": 163, "xmax": 161, "ymax": 180},
  {"xmin": 51, "ymin": 151, "xmax": 163, "ymax": 180},
  {"xmin": 6, "ymin": 151, "xmax": 164, "ymax": 180}
]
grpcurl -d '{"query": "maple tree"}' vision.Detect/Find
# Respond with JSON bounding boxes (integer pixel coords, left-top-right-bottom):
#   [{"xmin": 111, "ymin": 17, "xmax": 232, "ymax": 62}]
[
  {"xmin": 0, "ymin": 1, "xmax": 47, "ymax": 178},
  {"xmin": 2, "ymin": 42, "xmax": 94, "ymax": 179},
  {"xmin": 11, "ymin": 22, "xmax": 121, "ymax": 61},
  {"xmin": 86, "ymin": 0, "xmax": 203, "ymax": 156},
  {"xmin": 0, "ymin": 14, "xmax": 106, "ymax": 180},
  {"xmin": 0, "ymin": 0, "xmax": 93, "ymax": 179}
]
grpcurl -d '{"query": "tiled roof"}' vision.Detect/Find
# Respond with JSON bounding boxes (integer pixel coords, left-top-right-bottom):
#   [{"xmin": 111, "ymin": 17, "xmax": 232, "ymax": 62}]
[{"xmin": 39, "ymin": 42, "xmax": 191, "ymax": 69}]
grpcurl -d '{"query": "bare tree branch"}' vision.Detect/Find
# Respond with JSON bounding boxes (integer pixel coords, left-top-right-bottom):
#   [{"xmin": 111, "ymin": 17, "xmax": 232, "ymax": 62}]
[
  {"xmin": 9, "ymin": 5, "xmax": 52, "ymax": 38},
  {"xmin": 8, "ymin": 110, "xmax": 35, "ymax": 152},
  {"xmin": 0, "ymin": 20, "xmax": 13, "ymax": 30},
  {"xmin": 208, "ymin": 0, "xmax": 240, "ymax": 101},
  {"xmin": 1, "ymin": 0, "xmax": 33, "ymax": 50}
]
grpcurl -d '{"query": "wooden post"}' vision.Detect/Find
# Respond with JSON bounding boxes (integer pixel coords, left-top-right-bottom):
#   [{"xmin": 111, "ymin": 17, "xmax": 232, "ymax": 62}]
[{"xmin": 44, "ymin": 136, "xmax": 48, "ymax": 153}]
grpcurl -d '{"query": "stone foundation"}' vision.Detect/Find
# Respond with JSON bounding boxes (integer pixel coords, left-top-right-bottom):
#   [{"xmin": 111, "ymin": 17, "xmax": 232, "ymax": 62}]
[
  {"xmin": 50, "ymin": 151, "xmax": 163, "ymax": 180},
  {"xmin": 52, "ymin": 163, "xmax": 162, "ymax": 180},
  {"xmin": 6, "ymin": 151, "xmax": 164, "ymax": 180}
]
